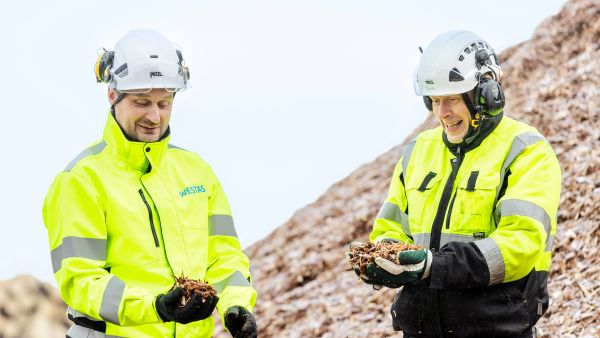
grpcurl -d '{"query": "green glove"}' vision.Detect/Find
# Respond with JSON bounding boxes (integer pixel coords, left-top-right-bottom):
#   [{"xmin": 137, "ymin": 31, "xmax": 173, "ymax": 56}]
[{"xmin": 364, "ymin": 249, "xmax": 432, "ymax": 288}]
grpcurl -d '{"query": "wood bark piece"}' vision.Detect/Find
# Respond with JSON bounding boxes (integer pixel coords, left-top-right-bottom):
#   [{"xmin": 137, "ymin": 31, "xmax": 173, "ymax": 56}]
[
  {"xmin": 171, "ymin": 273, "xmax": 217, "ymax": 307},
  {"xmin": 347, "ymin": 241, "xmax": 424, "ymax": 274}
]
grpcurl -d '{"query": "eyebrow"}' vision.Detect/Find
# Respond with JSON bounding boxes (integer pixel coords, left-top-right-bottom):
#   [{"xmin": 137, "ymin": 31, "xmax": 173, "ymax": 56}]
[
  {"xmin": 131, "ymin": 94, "xmax": 173, "ymax": 100},
  {"xmin": 432, "ymin": 95, "xmax": 461, "ymax": 99}
]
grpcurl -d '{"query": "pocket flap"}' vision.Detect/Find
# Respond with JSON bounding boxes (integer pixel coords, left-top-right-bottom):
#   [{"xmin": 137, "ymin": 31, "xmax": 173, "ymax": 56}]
[
  {"xmin": 406, "ymin": 171, "xmax": 442, "ymax": 191},
  {"xmin": 459, "ymin": 171, "xmax": 499, "ymax": 190}
]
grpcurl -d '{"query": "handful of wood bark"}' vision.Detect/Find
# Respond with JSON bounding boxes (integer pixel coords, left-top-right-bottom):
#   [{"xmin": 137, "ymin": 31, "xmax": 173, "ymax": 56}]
[
  {"xmin": 346, "ymin": 241, "xmax": 424, "ymax": 274},
  {"xmin": 171, "ymin": 273, "xmax": 217, "ymax": 308}
]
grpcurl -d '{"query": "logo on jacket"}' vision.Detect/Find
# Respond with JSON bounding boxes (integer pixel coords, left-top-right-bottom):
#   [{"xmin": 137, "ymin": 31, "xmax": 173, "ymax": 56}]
[{"xmin": 179, "ymin": 185, "xmax": 206, "ymax": 197}]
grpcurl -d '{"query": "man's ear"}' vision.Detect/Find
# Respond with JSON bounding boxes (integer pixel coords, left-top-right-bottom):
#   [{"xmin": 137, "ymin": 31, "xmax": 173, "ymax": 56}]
[{"xmin": 108, "ymin": 88, "xmax": 118, "ymax": 105}]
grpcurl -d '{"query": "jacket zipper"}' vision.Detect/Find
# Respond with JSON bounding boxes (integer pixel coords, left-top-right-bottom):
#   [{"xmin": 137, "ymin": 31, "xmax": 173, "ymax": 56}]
[
  {"xmin": 138, "ymin": 189, "xmax": 160, "ymax": 247},
  {"xmin": 429, "ymin": 146, "xmax": 464, "ymax": 251}
]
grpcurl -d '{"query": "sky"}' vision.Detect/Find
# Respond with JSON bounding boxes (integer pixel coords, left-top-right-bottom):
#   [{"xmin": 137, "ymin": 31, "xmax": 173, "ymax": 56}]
[{"xmin": 0, "ymin": 0, "xmax": 566, "ymax": 284}]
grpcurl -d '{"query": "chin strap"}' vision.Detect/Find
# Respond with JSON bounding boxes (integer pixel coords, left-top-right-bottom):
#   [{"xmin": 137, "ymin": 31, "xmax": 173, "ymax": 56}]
[
  {"xmin": 110, "ymin": 92, "xmax": 126, "ymax": 114},
  {"xmin": 460, "ymin": 92, "xmax": 481, "ymax": 145},
  {"xmin": 471, "ymin": 112, "xmax": 481, "ymax": 128}
]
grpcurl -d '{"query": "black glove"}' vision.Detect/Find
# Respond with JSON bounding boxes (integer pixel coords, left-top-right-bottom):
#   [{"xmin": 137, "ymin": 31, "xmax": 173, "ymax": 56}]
[
  {"xmin": 224, "ymin": 306, "xmax": 257, "ymax": 338},
  {"xmin": 156, "ymin": 287, "xmax": 219, "ymax": 324}
]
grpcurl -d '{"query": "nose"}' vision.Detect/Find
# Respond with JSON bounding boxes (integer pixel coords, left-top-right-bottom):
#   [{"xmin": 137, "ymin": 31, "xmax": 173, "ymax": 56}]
[
  {"xmin": 436, "ymin": 98, "xmax": 452, "ymax": 119},
  {"xmin": 145, "ymin": 104, "xmax": 161, "ymax": 124}
]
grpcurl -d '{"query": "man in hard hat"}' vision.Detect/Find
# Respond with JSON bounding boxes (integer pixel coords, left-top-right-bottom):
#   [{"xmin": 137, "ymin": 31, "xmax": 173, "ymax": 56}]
[
  {"xmin": 43, "ymin": 29, "xmax": 257, "ymax": 338},
  {"xmin": 348, "ymin": 31, "xmax": 561, "ymax": 337}
]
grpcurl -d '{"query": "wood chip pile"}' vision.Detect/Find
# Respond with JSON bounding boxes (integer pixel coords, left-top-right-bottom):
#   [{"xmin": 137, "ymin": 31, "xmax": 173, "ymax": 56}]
[
  {"xmin": 0, "ymin": 275, "xmax": 69, "ymax": 338},
  {"xmin": 500, "ymin": 1, "xmax": 600, "ymax": 336},
  {"xmin": 0, "ymin": 1, "xmax": 597, "ymax": 337}
]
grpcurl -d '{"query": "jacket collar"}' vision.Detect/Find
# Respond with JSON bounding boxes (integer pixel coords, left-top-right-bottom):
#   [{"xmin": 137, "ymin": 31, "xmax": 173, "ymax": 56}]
[
  {"xmin": 103, "ymin": 111, "xmax": 170, "ymax": 172},
  {"xmin": 443, "ymin": 111, "xmax": 503, "ymax": 156}
]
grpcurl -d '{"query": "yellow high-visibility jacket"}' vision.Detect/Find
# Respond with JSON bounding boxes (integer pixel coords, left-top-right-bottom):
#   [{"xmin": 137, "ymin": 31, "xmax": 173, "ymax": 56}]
[
  {"xmin": 43, "ymin": 113, "xmax": 256, "ymax": 337},
  {"xmin": 370, "ymin": 115, "xmax": 561, "ymax": 337}
]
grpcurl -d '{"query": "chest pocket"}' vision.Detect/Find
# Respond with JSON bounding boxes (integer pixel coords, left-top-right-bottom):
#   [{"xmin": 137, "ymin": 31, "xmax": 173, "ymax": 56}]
[
  {"xmin": 177, "ymin": 186, "xmax": 209, "ymax": 229},
  {"xmin": 176, "ymin": 185, "xmax": 210, "ymax": 277},
  {"xmin": 451, "ymin": 172, "xmax": 499, "ymax": 235},
  {"xmin": 405, "ymin": 171, "xmax": 443, "ymax": 233}
]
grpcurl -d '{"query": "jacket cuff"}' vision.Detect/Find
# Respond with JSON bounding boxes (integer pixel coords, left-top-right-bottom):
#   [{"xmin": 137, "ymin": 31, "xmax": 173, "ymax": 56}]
[{"xmin": 430, "ymin": 254, "xmax": 447, "ymax": 289}]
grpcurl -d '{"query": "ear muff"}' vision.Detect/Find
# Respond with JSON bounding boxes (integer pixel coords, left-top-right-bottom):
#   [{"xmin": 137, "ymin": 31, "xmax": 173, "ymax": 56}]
[
  {"xmin": 175, "ymin": 49, "xmax": 183, "ymax": 64},
  {"xmin": 475, "ymin": 77, "xmax": 505, "ymax": 115},
  {"xmin": 423, "ymin": 96, "xmax": 433, "ymax": 111},
  {"xmin": 95, "ymin": 48, "xmax": 114, "ymax": 83},
  {"xmin": 175, "ymin": 49, "xmax": 190, "ymax": 82}
]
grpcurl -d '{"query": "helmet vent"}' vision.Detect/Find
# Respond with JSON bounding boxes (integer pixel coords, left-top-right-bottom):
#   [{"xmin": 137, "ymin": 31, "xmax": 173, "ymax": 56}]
[
  {"xmin": 449, "ymin": 68, "xmax": 464, "ymax": 82},
  {"xmin": 114, "ymin": 63, "xmax": 128, "ymax": 77}
]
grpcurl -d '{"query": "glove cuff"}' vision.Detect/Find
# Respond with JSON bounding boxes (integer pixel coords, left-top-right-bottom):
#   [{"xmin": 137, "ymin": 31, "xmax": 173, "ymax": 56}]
[
  {"xmin": 155, "ymin": 295, "xmax": 170, "ymax": 322},
  {"xmin": 421, "ymin": 250, "xmax": 433, "ymax": 280}
]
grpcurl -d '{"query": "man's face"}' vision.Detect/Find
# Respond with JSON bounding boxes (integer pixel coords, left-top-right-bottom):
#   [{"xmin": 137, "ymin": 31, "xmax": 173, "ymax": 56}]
[
  {"xmin": 430, "ymin": 94, "xmax": 472, "ymax": 144},
  {"xmin": 109, "ymin": 88, "xmax": 173, "ymax": 142}
]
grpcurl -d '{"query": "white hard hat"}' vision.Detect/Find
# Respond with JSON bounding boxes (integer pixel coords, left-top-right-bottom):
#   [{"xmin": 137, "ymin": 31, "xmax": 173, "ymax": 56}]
[
  {"xmin": 95, "ymin": 29, "xmax": 190, "ymax": 93},
  {"xmin": 413, "ymin": 31, "xmax": 501, "ymax": 96}
]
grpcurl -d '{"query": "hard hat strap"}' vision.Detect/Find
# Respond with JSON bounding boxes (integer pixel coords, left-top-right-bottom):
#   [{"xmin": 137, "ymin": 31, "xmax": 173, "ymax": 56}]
[{"xmin": 110, "ymin": 93, "xmax": 126, "ymax": 113}]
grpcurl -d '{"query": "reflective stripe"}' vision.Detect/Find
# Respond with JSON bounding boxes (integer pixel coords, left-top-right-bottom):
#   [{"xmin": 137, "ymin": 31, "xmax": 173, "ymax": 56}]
[
  {"xmin": 212, "ymin": 270, "xmax": 251, "ymax": 294},
  {"xmin": 412, "ymin": 233, "xmax": 475, "ymax": 248},
  {"xmin": 66, "ymin": 324, "xmax": 124, "ymax": 338},
  {"xmin": 495, "ymin": 199, "xmax": 552, "ymax": 237},
  {"xmin": 99, "ymin": 276, "xmax": 125, "ymax": 325},
  {"xmin": 67, "ymin": 306, "xmax": 102, "ymax": 322},
  {"xmin": 51, "ymin": 237, "xmax": 107, "ymax": 273},
  {"xmin": 474, "ymin": 238, "xmax": 505, "ymax": 285},
  {"xmin": 209, "ymin": 215, "xmax": 238, "ymax": 237},
  {"xmin": 64, "ymin": 141, "xmax": 107, "ymax": 172},
  {"xmin": 496, "ymin": 132, "xmax": 545, "ymax": 200},
  {"xmin": 545, "ymin": 234, "xmax": 555, "ymax": 252},
  {"xmin": 401, "ymin": 140, "xmax": 417, "ymax": 178},
  {"xmin": 413, "ymin": 233, "xmax": 430, "ymax": 247},
  {"xmin": 168, "ymin": 143, "xmax": 188, "ymax": 151},
  {"xmin": 377, "ymin": 202, "xmax": 411, "ymax": 237}
]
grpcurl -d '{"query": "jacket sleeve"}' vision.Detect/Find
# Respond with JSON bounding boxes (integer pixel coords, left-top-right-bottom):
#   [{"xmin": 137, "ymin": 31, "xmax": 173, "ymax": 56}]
[
  {"xmin": 431, "ymin": 133, "xmax": 561, "ymax": 289},
  {"xmin": 43, "ymin": 172, "xmax": 161, "ymax": 326},
  {"xmin": 369, "ymin": 158, "xmax": 414, "ymax": 244},
  {"xmin": 203, "ymin": 167, "xmax": 257, "ymax": 318}
]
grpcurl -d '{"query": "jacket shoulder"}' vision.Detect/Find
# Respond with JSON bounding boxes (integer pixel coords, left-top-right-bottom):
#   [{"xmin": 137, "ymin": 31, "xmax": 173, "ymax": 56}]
[
  {"xmin": 493, "ymin": 116, "xmax": 543, "ymax": 143},
  {"xmin": 167, "ymin": 143, "xmax": 215, "ymax": 172},
  {"xmin": 63, "ymin": 140, "xmax": 107, "ymax": 173},
  {"xmin": 416, "ymin": 126, "xmax": 444, "ymax": 142}
]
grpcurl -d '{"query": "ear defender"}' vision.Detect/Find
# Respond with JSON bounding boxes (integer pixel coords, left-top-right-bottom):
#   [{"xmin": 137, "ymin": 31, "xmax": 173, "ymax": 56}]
[
  {"xmin": 473, "ymin": 49, "xmax": 505, "ymax": 115},
  {"xmin": 475, "ymin": 77, "xmax": 505, "ymax": 115},
  {"xmin": 94, "ymin": 48, "xmax": 115, "ymax": 83},
  {"xmin": 175, "ymin": 49, "xmax": 190, "ymax": 83},
  {"xmin": 423, "ymin": 96, "xmax": 433, "ymax": 111}
]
